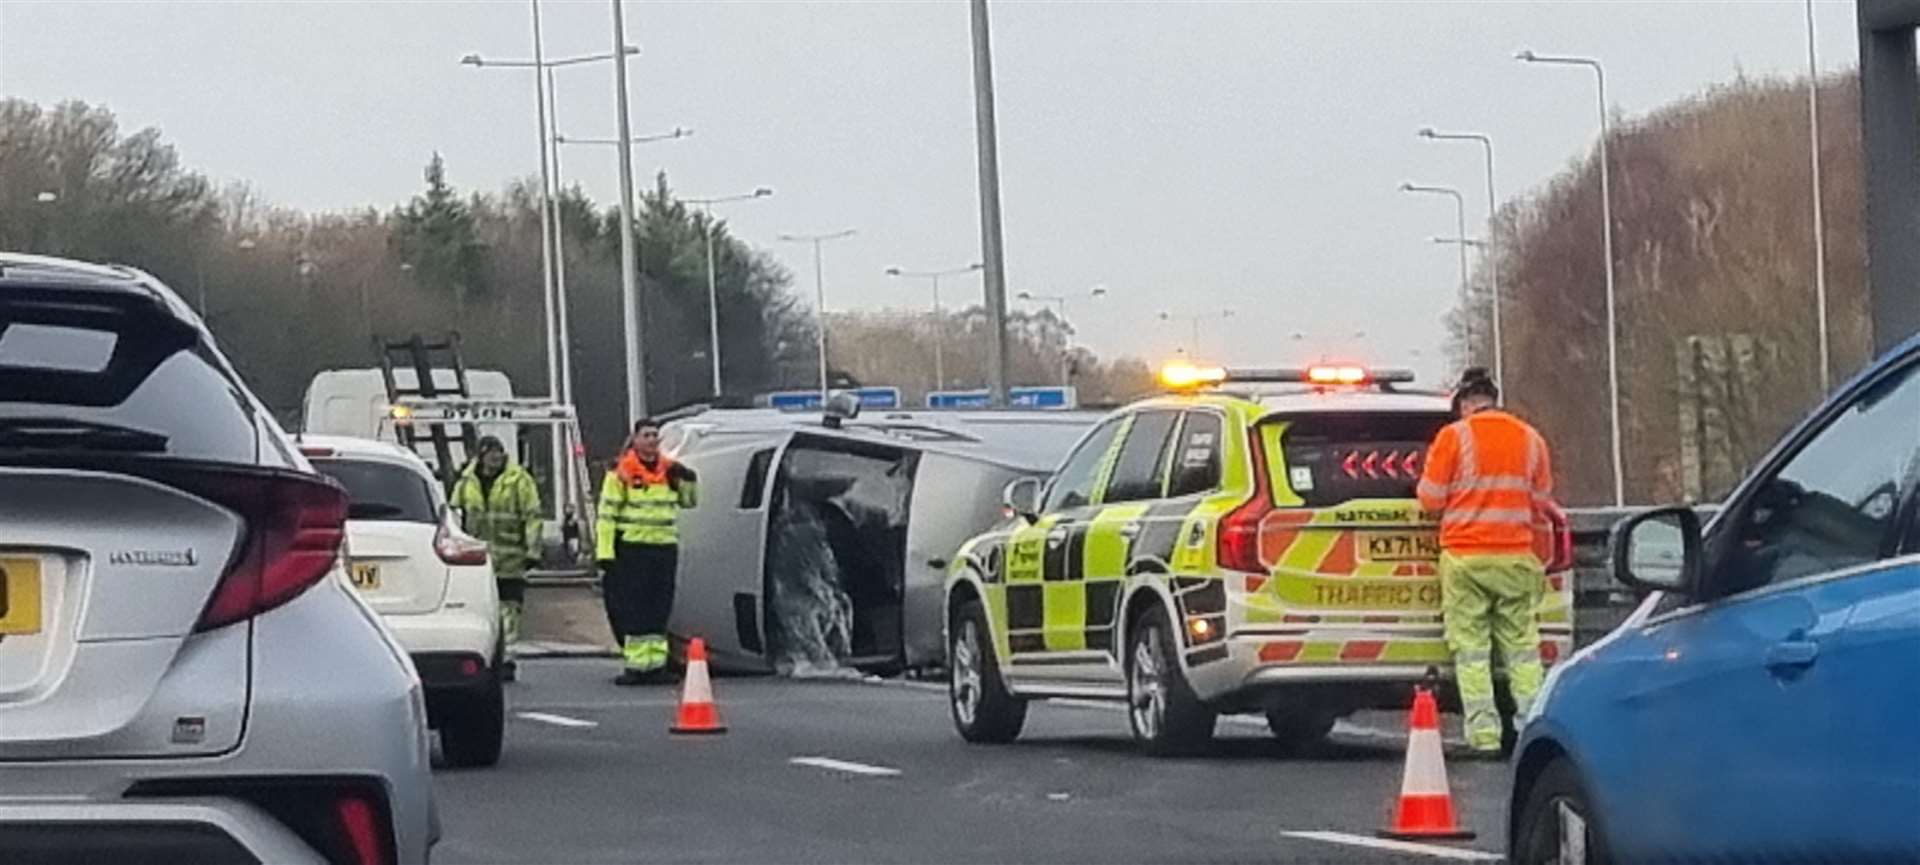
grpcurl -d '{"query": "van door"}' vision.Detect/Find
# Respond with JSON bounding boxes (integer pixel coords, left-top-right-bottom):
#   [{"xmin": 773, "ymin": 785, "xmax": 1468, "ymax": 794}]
[{"xmin": 668, "ymin": 433, "xmax": 786, "ymax": 671}]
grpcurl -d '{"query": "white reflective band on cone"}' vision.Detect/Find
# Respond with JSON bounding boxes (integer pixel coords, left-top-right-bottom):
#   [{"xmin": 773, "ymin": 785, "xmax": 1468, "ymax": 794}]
[{"xmin": 1400, "ymin": 727, "xmax": 1452, "ymax": 796}]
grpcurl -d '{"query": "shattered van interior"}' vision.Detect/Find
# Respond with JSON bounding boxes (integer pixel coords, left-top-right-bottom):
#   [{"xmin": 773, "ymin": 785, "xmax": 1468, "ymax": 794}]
[{"xmin": 665, "ymin": 411, "xmax": 1098, "ymax": 676}]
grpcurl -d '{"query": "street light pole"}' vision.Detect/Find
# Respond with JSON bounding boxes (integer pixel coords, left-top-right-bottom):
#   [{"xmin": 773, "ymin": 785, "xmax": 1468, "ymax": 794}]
[
  {"xmin": 1804, "ymin": 0, "xmax": 1831, "ymax": 393},
  {"xmin": 780, "ymin": 230, "xmax": 858, "ymax": 405},
  {"xmin": 887, "ymin": 263, "xmax": 982, "ymax": 391},
  {"xmin": 1518, "ymin": 48, "xmax": 1624, "ymax": 507},
  {"xmin": 527, "ymin": 0, "xmax": 567, "ymax": 519},
  {"xmin": 970, "ymin": 0, "xmax": 1012, "ymax": 407},
  {"xmin": 610, "ymin": 0, "xmax": 644, "ymax": 425},
  {"xmin": 546, "ymin": 66, "xmax": 574, "ymax": 411},
  {"xmin": 687, "ymin": 188, "xmax": 774, "ymax": 397},
  {"xmin": 1419, "ymin": 128, "xmax": 1504, "ymax": 389},
  {"xmin": 1401, "ymin": 182, "xmax": 1472, "ymax": 363}
]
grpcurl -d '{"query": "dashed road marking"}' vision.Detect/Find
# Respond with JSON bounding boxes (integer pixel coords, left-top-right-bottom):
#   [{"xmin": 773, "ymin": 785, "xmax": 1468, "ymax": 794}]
[
  {"xmin": 1282, "ymin": 831, "xmax": 1501, "ymax": 861},
  {"xmin": 516, "ymin": 711, "xmax": 599, "ymax": 729},
  {"xmin": 789, "ymin": 756, "xmax": 903, "ymax": 777}
]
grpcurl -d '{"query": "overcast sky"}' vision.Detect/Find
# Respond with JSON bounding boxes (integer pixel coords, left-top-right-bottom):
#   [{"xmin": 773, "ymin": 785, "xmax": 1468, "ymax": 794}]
[{"xmin": 0, "ymin": 1, "xmax": 1860, "ymax": 386}]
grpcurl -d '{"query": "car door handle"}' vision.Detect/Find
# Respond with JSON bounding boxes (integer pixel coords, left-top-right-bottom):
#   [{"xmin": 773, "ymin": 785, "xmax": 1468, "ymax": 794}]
[
  {"xmin": 1047, "ymin": 527, "xmax": 1069, "ymax": 545},
  {"xmin": 1765, "ymin": 639, "xmax": 1819, "ymax": 671},
  {"xmin": 1118, "ymin": 522, "xmax": 1142, "ymax": 538}
]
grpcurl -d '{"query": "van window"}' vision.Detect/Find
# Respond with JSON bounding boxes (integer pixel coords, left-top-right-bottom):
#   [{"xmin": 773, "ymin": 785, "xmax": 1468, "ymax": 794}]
[
  {"xmin": 1268, "ymin": 412, "xmax": 1451, "ymax": 507},
  {"xmin": 1167, "ymin": 412, "xmax": 1223, "ymax": 498},
  {"xmin": 740, "ymin": 447, "xmax": 775, "ymax": 509},
  {"xmin": 1103, "ymin": 411, "xmax": 1179, "ymax": 503}
]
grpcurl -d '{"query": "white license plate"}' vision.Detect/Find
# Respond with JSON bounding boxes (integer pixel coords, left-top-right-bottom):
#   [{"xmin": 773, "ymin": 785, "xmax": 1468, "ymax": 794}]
[{"xmin": 0, "ymin": 557, "xmax": 44, "ymax": 635}]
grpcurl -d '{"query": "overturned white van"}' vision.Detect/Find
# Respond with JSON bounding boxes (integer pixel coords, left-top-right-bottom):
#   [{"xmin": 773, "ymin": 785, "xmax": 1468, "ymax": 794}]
[{"xmin": 662, "ymin": 405, "xmax": 1100, "ymax": 675}]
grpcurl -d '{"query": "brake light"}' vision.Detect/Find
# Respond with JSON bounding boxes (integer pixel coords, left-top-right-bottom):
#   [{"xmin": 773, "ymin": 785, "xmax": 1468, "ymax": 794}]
[
  {"xmin": 193, "ymin": 470, "xmax": 349, "ymax": 632},
  {"xmin": 299, "ymin": 445, "xmax": 337, "ymax": 458},
  {"xmin": 1218, "ymin": 431, "xmax": 1275, "ymax": 573},
  {"xmin": 435, "ymin": 519, "xmax": 490, "ymax": 566}
]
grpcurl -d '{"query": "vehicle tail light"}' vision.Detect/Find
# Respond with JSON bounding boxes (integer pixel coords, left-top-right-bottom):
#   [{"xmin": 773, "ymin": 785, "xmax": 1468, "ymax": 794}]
[
  {"xmin": 435, "ymin": 519, "xmax": 490, "ymax": 566},
  {"xmin": 186, "ymin": 468, "xmax": 349, "ymax": 632},
  {"xmin": 1545, "ymin": 507, "xmax": 1575, "ymax": 573},
  {"xmin": 335, "ymin": 793, "xmax": 390, "ymax": 865},
  {"xmin": 1218, "ymin": 430, "xmax": 1276, "ymax": 574}
]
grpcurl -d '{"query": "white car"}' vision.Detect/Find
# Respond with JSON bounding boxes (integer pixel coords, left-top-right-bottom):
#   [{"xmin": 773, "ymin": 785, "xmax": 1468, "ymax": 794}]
[{"xmin": 300, "ymin": 435, "xmax": 506, "ymax": 768}]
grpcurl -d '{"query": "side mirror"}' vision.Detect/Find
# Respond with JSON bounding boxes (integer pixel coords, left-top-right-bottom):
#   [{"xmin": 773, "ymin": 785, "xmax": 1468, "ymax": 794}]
[
  {"xmin": 1002, "ymin": 476, "xmax": 1043, "ymax": 522},
  {"xmin": 1610, "ymin": 506, "xmax": 1703, "ymax": 595}
]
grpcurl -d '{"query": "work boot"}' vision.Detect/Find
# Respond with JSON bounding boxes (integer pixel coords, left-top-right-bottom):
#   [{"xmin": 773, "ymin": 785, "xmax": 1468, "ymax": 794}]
[{"xmin": 613, "ymin": 670, "xmax": 649, "ymax": 687}]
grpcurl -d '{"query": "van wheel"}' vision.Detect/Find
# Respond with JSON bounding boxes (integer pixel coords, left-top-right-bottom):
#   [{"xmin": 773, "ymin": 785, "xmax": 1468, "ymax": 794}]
[
  {"xmin": 1264, "ymin": 706, "xmax": 1338, "ymax": 748},
  {"xmin": 1126, "ymin": 609, "xmax": 1215, "ymax": 756},
  {"xmin": 1512, "ymin": 758, "xmax": 1610, "ymax": 865},
  {"xmin": 949, "ymin": 600, "xmax": 1026, "ymax": 743},
  {"xmin": 442, "ymin": 668, "xmax": 506, "ymax": 768}
]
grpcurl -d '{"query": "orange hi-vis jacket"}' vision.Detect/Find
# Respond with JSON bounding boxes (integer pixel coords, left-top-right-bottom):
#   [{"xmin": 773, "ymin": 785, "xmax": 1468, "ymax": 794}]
[{"xmin": 1417, "ymin": 409, "xmax": 1556, "ymax": 556}]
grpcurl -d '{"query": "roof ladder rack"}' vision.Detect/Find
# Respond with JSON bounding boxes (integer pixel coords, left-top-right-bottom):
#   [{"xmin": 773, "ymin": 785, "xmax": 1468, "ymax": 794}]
[{"xmin": 375, "ymin": 332, "xmax": 478, "ymax": 488}]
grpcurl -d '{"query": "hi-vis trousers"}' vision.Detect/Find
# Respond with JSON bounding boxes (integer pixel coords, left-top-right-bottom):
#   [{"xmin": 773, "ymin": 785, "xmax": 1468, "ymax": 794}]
[{"xmin": 1439, "ymin": 551, "xmax": 1545, "ymax": 751}]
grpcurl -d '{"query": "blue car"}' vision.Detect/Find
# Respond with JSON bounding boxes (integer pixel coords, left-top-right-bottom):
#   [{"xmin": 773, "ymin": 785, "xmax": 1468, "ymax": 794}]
[{"xmin": 1508, "ymin": 338, "xmax": 1920, "ymax": 864}]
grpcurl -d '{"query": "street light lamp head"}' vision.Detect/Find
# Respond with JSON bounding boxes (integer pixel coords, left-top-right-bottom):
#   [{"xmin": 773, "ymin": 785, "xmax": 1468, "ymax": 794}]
[
  {"xmin": 885, "ymin": 267, "xmax": 904, "ymax": 277},
  {"xmin": 1417, "ymin": 127, "xmax": 1437, "ymax": 138},
  {"xmin": 622, "ymin": 45, "xmax": 640, "ymax": 56},
  {"xmin": 753, "ymin": 187, "xmax": 774, "ymax": 198},
  {"xmin": 460, "ymin": 53, "xmax": 484, "ymax": 67},
  {"xmin": 1515, "ymin": 49, "xmax": 1537, "ymax": 62},
  {"xmin": 1399, "ymin": 181, "xmax": 1417, "ymax": 192},
  {"xmin": 967, "ymin": 263, "xmax": 984, "ymax": 272},
  {"xmin": 1016, "ymin": 291, "xmax": 1036, "ymax": 301},
  {"xmin": 1090, "ymin": 285, "xmax": 1109, "ymax": 298}
]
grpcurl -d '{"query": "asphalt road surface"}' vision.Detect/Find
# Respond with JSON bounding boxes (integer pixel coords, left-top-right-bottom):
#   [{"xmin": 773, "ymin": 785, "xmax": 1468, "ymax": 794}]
[{"xmin": 433, "ymin": 659, "xmax": 1510, "ymax": 864}]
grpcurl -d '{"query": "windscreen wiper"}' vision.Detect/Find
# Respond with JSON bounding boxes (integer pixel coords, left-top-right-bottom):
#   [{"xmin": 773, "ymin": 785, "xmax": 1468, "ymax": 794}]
[{"xmin": 0, "ymin": 416, "xmax": 171, "ymax": 452}]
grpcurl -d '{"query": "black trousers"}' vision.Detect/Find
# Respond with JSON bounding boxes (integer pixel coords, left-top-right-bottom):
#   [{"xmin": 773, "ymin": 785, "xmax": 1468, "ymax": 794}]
[{"xmin": 605, "ymin": 542, "xmax": 678, "ymax": 644}]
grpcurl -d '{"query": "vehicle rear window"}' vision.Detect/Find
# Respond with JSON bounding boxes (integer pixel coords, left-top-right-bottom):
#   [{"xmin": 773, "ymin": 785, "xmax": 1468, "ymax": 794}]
[
  {"xmin": 313, "ymin": 458, "xmax": 439, "ymax": 523},
  {"xmin": 1268, "ymin": 412, "xmax": 1451, "ymax": 507},
  {"xmin": 1, "ymin": 297, "xmax": 258, "ymax": 463}
]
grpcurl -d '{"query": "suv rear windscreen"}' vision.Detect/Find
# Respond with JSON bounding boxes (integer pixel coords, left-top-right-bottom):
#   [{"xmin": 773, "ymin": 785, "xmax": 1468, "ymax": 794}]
[
  {"xmin": 1267, "ymin": 412, "xmax": 1451, "ymax": 507},
  {"xmin": 1, "ymin": 290, "xmax": 257, "ymax": 462},
  {"xmin": 313, "ymin": 459, "xmax": 439, "ymax": 523}
]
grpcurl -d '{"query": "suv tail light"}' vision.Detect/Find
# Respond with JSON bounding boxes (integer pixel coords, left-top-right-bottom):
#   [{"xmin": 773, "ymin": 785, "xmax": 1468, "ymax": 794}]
[
  {"xmin": 1218, "ymin": 430, "xmax": 1276, "ymax": 574},
  {"xmin": 187, "ymin": 469, "xmax": 349, "ymax": 632},
  {"xmin": 434, "ymin": 518, "xmax": 490, "ymax": 566}
]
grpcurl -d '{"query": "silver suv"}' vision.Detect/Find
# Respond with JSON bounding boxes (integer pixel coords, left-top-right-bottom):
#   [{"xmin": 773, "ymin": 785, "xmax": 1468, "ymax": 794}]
[{"xmin": 0, "ymin": 254, "xmax": 436, "ymax": 864}]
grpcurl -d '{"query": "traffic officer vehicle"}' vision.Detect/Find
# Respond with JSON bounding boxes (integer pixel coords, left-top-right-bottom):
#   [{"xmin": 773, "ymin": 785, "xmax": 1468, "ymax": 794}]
[
  {"xmin": 300, "ymin": 435, "xmax": 506, "ymax": 768},
  {"xmin": 1, "ymin": 253, "xmax": 436, "ymax": 862},
  {"xmin": 1508, "ymin": 335, "xmax": 1920, "ymax": 864},
  {"xmin": 944, "ymin": 363, "xmax": 1575, "ymax": 754}
]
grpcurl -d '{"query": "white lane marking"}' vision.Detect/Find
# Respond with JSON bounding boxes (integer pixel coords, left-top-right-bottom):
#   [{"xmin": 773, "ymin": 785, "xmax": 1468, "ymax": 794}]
[
  {"xmin": 789, "ymin": 756, "xmax": 902, "ymax": 777},
  {"xmin": 516, "ymin": 711, "xmax": 598, "ymax": 729},
  {"xmin": 1282, "ymin": 831, "xmax": 1501, "ymax": 861}
]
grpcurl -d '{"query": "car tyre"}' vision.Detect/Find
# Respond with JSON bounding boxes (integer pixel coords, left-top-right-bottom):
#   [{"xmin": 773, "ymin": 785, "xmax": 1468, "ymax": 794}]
[
  {"xmin": 1263, "ymin": 706, "xmax": 1338, "ymax": 749},
  {"xmin": 949, "ymin": 599, "xmax": 1026, "ymax": 743},
  {"xmin": 442, "ymin": 666, "xmax": 506, "ymax": 768},
  {"xmin": 1513, "ymin": 757, "xmax": 1610, "ymax": 865},
  {"xmin": 1126, "ymin": 609, "xmax": 1216, "ymax": 756}
]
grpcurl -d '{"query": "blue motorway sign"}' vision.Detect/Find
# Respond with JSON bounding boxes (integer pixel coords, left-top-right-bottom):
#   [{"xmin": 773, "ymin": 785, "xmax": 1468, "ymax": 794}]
[
  {"xmin": 925, "ymin": 386, "xmax": 1076, "ymax": 410},
  {"xmin": 764, "ymin": 386, "xmax": 902, "ymax": 412}
]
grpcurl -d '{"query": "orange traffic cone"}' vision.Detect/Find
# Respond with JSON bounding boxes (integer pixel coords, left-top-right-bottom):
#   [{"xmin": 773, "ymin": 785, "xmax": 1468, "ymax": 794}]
[
  {"xmin": 1379, "ymin": 686, "xmax": 1474, "ymax": 840},
  {"xmin": 670, "ymin": 637, "xmax": 727, "ymax": 735}
]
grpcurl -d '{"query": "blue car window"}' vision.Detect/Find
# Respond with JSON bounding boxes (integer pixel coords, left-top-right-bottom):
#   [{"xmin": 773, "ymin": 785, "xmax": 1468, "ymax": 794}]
[{"xmin": 1725, "ymin": 361, "xmax": 1920, "ymax": 594}]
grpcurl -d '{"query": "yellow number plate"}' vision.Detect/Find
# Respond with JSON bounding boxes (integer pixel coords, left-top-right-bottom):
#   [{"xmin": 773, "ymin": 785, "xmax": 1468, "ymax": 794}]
[
  {"xmin": 0, "ymin": 557, "xmax": 44, "ymax": 635},
  {"xmin": 349, "ymin": 562, "xmax": 382, "ymax": 591},
  {"xmin": 1357, "ymin": 531, "xmax": 1439, "ymax": 563}
]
